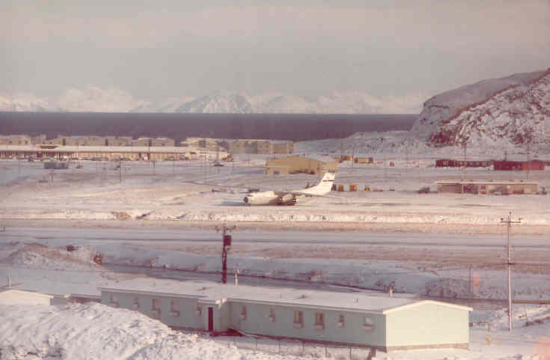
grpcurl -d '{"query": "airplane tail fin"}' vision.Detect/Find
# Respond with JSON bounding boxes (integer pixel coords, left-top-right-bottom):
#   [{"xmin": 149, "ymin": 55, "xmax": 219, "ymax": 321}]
[{"xmin": 300, "ymin": 171, "xmax": 335, "ymax": 196}]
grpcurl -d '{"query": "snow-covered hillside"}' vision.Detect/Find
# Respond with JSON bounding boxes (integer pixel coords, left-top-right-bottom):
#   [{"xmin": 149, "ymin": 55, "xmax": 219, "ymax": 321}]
[
  {"xmin": 411, "ymin": 69, "xmax": 550, "ymax": 148},
  {"xmin": 297, "ymin": 129, "xmax": 550, "ymax": 158},
  {"xmin": 129, "ymin": 96, "xmax": 195, "ymax": 113},
  {"xmin": 56, "ymin": 86, "xmax": 148, "ymax": 113},
  {"xmin": 174, "ymin": 92, "xmax": 254, "ymax": 113},
  {"xmin": 251, "ymin": 92, "xmax": 427, "ymax": 114},
  {"xmin": 0, "ymin": 93, "xmax": 53, "ymax": 112},
  {"xmin": 0, "ymin": 86, "xmax": 147, "ymax": 113}
]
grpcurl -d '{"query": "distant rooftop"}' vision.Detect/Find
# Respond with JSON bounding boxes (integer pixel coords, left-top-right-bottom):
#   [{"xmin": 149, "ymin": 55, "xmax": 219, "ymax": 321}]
[
  {"xmin": 436, "ymin": 180, "xmax": 538, "ymax": 185},
  {"xmin": 269, "ymin": 155, "xmax": 338, "ymax": 164}
]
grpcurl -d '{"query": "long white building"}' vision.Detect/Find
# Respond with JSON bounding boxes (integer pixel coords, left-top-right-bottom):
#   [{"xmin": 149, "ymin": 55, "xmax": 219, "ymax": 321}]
[{"xmin": 100, "ymin": 280, "xmax": 471, "ymax": 352}]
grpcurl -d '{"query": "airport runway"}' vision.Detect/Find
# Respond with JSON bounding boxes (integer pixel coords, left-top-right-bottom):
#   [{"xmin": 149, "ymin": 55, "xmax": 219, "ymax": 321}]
[{"xmin": 0, "ymin": 226, "xmax": 547, "ymax": 248}]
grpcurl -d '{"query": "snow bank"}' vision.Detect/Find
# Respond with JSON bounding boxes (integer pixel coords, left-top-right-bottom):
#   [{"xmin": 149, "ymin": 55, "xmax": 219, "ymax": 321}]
[
  {"xmin": 0, "ymin": 303, "xmax": 318, "ymax": 360},
  {"xmin": 0, "ymin": 242, "xmax": 101, "ymax": 270}
]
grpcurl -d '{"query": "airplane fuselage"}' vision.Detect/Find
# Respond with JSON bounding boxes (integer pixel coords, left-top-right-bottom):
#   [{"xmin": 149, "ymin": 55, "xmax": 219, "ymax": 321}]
[{"xmin": 243, "ymin": 191, "xmax": 297, "ymax": 206}]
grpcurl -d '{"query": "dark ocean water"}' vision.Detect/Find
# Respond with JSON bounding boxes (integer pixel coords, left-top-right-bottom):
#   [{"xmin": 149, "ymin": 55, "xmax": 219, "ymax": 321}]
[{"xmin": 0, "ymin": 112, "xmax": 416, "ymax": 142}]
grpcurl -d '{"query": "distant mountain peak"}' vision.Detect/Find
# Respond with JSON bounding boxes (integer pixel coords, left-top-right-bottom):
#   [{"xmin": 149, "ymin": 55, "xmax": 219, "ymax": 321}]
[
  {"xmin": 1, "ymin": 88, "xmax": 426, "ymax": 115},
  {"xmin": 174, "ymin": 92, "xmax": 253, "ymax": 114}
]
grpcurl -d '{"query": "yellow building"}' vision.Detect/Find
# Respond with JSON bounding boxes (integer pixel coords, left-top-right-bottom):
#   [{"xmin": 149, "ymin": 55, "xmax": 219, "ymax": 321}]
[
  {"xmin": 354, "ymin": 157, "xmax": 374, "ymax": 164},
  {"xmin": 0, "ymin": 135, "xmax": 32, "ymax": 145},
  {"xmin": 264, "ymin": 156, "xmax": 338, "ymax": 175}
]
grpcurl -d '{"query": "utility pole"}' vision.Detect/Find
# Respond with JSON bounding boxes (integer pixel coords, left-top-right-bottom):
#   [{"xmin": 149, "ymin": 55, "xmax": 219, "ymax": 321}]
[
  {"xmin": 215, "ymin": 224, "xmax": 236, "ymax": 284},
  {"xmin": 461, "ymin": 141, "xmax": 467, "ymax": 181},
  {"xmin": 380, "ymin": 138, "xmax": 387, "ymax": 182},
  {"xmin": 216, "ymin": 143, "xmax": 220, "ymax": 173},
  {"xmin": 405, "ymin": 140, "xmax": 409, "ymax": 174},
  {"xmin": 203, "ymin": 155, "xmax": 208, "ymax": 184},
  {"xmin": 500, "ymin": 212, "xmax": 521, "ymax": 331},
  {"xmin": 353, "ymin": 144, "xmax": 358, "ymax": 169},
  {"xmin": 526, "ymin": 142, "xmax": 531, "ymax": 181}
]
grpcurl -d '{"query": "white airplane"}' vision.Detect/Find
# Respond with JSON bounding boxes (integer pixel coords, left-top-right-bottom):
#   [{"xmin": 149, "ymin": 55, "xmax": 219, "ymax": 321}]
[{"xmin": 243, "ymin": 172, "xmax": 336, "ymax": 206}]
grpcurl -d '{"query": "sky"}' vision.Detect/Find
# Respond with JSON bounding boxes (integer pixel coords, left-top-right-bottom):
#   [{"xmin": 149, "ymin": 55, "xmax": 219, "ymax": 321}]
[{"xmin": 1, "ymin": 0, "xmax": 549, "ymax": 104}]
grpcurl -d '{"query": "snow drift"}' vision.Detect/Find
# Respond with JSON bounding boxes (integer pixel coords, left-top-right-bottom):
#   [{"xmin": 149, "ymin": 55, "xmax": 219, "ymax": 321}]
[{"xmin": 0, "ymin": 303, "xmax": 312, "ymax": 360}]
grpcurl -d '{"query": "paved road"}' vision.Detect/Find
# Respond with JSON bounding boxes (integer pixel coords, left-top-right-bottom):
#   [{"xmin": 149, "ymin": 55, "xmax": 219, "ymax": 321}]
[{"xmin": 0, "ymin": 226, "xmax": 546, "ymax": 249}]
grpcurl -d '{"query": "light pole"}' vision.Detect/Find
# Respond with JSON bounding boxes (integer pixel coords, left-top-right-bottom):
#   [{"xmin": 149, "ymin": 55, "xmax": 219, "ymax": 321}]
[
  {"xmin": 500, "ymin": 212, "xmax": 521, "ymax": 331},
  {"xmin": 215, "ymin": 224, "xmax": 236, "ymax": 284}
]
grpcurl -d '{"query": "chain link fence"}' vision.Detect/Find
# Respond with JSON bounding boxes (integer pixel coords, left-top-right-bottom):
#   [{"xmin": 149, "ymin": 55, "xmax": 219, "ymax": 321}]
[{"xmin": 187, "ymin": 331, "xmax": 377, "ymax": 360}]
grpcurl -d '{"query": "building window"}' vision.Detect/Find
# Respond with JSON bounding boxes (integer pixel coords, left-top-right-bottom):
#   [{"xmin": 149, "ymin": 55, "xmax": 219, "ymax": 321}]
[
  {"xmin": 293, "ymin": 311, "xmax": 303, "ymax": 328},
  {"xmin": 269, "ymin": 308, "xmax": 275, "ymax": 323},
  {"xmin": 169, "ymin": 299, "xmax": 180, "ymax": 317},
  {"xmin": 152, "ymin": 299, "xmax": 161, "ymax": 310},
  {"xmin": 132, "ymin": 296, "xmax": 140, "ymax": 309},
  {"xmin": 363, "ymin": 317, "xmax": 375, "ymax": 331},
  {"xmin": 151, "ymin": 299, "xmax": 161, "ymax": 317},
  {"xmin": 337, "ymin": 314, "xmax": 345, "ymax": 328},
  {"xmin": 240, "ymin": 305, "xmax": 247, "ymax": 320},
  {"xmin": 314, "ymin": 313, "xmax": 325, "ymax": 330}
]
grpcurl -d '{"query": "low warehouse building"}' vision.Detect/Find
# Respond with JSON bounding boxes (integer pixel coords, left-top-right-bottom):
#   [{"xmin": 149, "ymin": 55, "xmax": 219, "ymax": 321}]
[
  {"xmin": 354, "ymin": 157, "xmax": 374, "ymax": 164},
  {"xmin": 493, "ymin": 160, "xmax": 545, "ymax": 171},
  {"xmin": 0, "ymin": 289, "xmax": 53, "ymax": 305},
  {"xmin": 100, "ymin": 281, "xmax": 471, "ymax": 351},
  {"xmin": 0, "ymin": 145, "xmax": 225, "ymax": 162},
  {"xmin": 265, "ymin": 156, "xmax": 338, "ymax": 175},
  {"xmin": 435, "ymin": 159, "xmax": 492, "ymax": 168},
  {"xmin": 437, "ymin": 181, "xmax": 538, "ymax": 195}
]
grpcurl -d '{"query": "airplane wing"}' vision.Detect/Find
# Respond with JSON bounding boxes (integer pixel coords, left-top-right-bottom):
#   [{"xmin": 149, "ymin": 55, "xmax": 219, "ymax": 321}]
[{"xmin": 273, "ymin": 190, "xmax": 322, "ymax": 198}]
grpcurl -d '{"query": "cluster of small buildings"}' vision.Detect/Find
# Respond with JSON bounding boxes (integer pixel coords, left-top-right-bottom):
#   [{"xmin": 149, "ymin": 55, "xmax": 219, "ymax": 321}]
[
  {"xmin": 0, "ymin": 134, "xmax": 175, "ymax": 147},
  {"xmin": 435, "ymin": 158, "xmax": 546, "ymax": 171},
  {"xmin": 0, "ymin": 134, "xmax": 294, "ymax": 161},
  {"xmin": 437, "ymin": 180, "xmax": 539, "ymax": 195},
  {"xmin": 182, "ymin": 137, "xmax": 294, "ymax": 154},
  {"xmin": 0, "ymin": 144, "xmax": 226, "ymax": 162}
]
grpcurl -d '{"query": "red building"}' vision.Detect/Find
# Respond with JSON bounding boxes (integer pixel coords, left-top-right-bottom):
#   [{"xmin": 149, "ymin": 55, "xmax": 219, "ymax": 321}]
[{"xmin": 493, "ymin": 160, "xmax": 545, "ymax": 171}]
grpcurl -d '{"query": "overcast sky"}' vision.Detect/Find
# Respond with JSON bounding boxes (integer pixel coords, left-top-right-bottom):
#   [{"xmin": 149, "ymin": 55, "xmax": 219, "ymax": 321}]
[{"xmin": 2, "ymin": 0, "xmax": 549, "ymax": 102}]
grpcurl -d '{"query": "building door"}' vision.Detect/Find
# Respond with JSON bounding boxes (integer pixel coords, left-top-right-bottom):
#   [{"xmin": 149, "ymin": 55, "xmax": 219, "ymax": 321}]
[{"xmin": 208, "ymin": 307, "xmax": 214, "ymax": 332}]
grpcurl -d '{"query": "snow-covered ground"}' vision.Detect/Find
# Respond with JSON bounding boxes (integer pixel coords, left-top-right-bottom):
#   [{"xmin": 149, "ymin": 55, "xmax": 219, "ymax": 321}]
[
  {"xmin": 1, "ymin": 131, "xmax": 550, "ymax": 359},
  {"xmin": 0, "ymin": 302, "xmax": 321, "ymax": 360},
  {"xmin": 1, "ymin": 152, "xmax": 549, "ymax": 233},
  {"xmin": 2, "ymin": 241, "xmax": 550, "ymax": 360},
  {"xmin": 3, "ymin": 300, "xmax": 550, "ymax": 360}
]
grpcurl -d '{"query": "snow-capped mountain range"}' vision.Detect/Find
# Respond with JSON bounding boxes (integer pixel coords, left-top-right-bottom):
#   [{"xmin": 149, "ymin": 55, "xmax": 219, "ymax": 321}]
[
  {"xmin": 0, "ymin": 88, "xmax": 426, "ymax": 114},
  {"xmin": 411, "ymin": 69, "xmax": 550, "ymax": 148}
]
